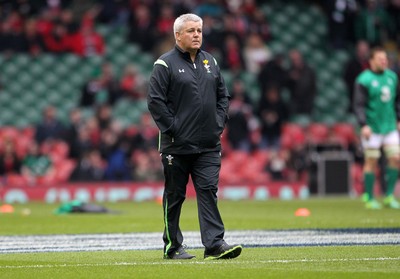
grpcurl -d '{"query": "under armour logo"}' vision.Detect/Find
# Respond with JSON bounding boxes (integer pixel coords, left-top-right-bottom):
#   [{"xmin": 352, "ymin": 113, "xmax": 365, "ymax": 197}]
[
  {"xmin": 166, "ymin": 155, "xmax": 174, "ymax": 165},
  {"xmin": 179, "ymin": 69, "xmax": 185, "ymax": 73}
]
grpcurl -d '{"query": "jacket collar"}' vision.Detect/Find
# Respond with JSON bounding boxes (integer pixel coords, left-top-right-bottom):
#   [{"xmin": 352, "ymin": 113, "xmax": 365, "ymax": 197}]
[{"xmin": 175, "ymin": 44, "xmax": 201, "ymax": 60}]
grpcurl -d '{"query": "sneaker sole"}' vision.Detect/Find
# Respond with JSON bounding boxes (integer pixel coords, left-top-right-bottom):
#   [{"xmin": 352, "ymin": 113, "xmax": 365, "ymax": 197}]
[
  {"xmin": 164, "ymin": 254, "xmax": 196, "ymax": 260},
  {"xmin": 204, "ymin": 245, "xmax": 242, "ymax": 260}
]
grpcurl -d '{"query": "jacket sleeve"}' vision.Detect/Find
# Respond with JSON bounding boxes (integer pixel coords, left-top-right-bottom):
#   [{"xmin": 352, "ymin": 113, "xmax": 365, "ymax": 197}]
[
  {"xmin": 353, "ymin": 82, "xmax": 368, "ymax": 127},
  {"xmin": 214, "ymin": 58, "xmax": 230, "ymax": 125},
  {"xmin": 147, "ymin": 60, "xmax": 175, "ymax": 135}
]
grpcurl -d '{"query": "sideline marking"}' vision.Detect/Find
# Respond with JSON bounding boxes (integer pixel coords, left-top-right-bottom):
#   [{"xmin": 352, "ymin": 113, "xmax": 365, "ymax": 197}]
[
  {"xmin": 1, "ymin": 228, "xmax": 400, "ymax": 254},
  {"xmin": 1, "ymin": 257, "xmax": 400, "ymax": 269}
]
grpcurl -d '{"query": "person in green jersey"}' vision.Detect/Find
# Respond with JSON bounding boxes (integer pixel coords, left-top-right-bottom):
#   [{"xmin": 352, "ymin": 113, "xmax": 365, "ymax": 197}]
[{"xmin": 353, "ymin": 47, "xmax": 400, "ymax": 209}]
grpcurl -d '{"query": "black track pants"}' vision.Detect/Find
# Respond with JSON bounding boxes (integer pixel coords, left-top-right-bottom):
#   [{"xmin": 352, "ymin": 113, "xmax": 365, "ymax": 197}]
[{"xmin": 161, "ymin": 151, "xmax": 225, "ymax": 255}]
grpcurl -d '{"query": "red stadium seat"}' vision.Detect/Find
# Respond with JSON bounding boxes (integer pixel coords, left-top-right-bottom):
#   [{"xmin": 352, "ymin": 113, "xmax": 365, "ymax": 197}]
[
  {"xmin": 307, "ymin": 123, "xmax": 329, "ymax": 145},
  {"xmin": 331, "ymin": 123, "xmax": 357, "ymax": 147},
  {"xmin": 0, "ymin": 127, "xmax": 19, "ymax": 141},
  {"xmin": 281, "ymin": 123, "xmax": 306, "ymax": 149}
]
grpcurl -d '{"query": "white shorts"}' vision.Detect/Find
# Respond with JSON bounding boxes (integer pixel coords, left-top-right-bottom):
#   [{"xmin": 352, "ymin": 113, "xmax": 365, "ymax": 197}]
[{"xmin": 361, "ymin": 131, "xmax": 400, "ymax": 149}]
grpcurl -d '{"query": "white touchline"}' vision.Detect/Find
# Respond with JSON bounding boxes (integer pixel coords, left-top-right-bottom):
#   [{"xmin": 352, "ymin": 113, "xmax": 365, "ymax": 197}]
[{"xmin": 1, "ymin": 257, "xmax": 400, "ymax": 269}]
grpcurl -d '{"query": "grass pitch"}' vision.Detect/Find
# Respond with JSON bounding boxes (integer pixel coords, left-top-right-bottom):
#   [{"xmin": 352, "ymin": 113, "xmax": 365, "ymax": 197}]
[{"xmin": 1, "ymin": 197, "xmax": 400, "ymax": 278}]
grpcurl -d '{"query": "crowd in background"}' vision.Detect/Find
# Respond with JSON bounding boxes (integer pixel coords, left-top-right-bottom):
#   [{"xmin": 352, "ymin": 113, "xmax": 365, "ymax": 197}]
[{"xmin": 0, "ymin": 0, "xmax": 399, "ymax": 185}]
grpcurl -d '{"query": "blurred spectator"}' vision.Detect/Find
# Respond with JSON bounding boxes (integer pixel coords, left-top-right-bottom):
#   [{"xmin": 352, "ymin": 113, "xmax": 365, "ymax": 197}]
[
  {"xmin": 266, "ymin": 150, "xmax": 288, "ymax": 180},
  {"xmin": 257, "ymin": 53, "xmax": 288, "ymax": 97},
  {"xmin": 119, "ymin": 63, "xmax": 145, "ymax": 100},
  {"xmin": 43, "ymin": 20, "xmax": 72, "ymax": 53},
  {"xmin": 96, "ymin": 104, "xmax": 113, "ymax": 131},
  {"xmin": 247, "ymin": 9, "xmax": 271, "ymax": 42},
  {"xmin": 21, "ymin": 142, "xmax": 55, "ymax": 185},
  {"xmin": 256, "ymin": 85, "xmax": 289, "ymax": 150},
  {"xmin": 70, "ymin": 125, "xmax": 94, "ymax": 160},
  {"xmin": 21, "ymin": 18, "xmax": 46, "ymax": 55},
  {"xmin": 0, "ymin": 140, "xmax": 21, "ymax": 177},
  {"xmin": 243, "ymin": 32, "xmax": 271, "ymax": 74},
  {"xmin": 69, "ymin": 149, "xmax": 106, "ymax": 181},
  {"xmin": 59, "ymin": 9, "xmax": 80, "ymax": 34},
  {"xmin": 80, "ymin": 63, "xmax": 121, "ymax": 107},
  {"xmin": 354, "ymin": 0, "xmax": 394, "ymax": 47},
  {"xmin": 69, "ymin": 8, "xmax": 105, "ymax": 57},
  {"xmin": 155, "ymin": 4, "xmax": 175, "ymax": 40},
  {"xmin": 0, "ymin": 21, "xmax": 14, "ymax": 54},
  {"xmin": 343, "ymin": 40, "xmax": 370, "ymax": 113},
  {"xmin": 96, "ymin": 0, "xmax": 130, "ymax": 27},
  {"xmin": 195, "ymin": 0, "xmax": 225, "ymax": 18},
  {"xmin": 127, "ymin": 4, "xmax": 156, "ymax": 53},
  {"xmin": 130, "ymin": 112, "xmax": 159, "ymax": 152},
  {"xmin": 98, "ymin": 62, "xmax": 122, "ymax": 105},
  {"xmin": 287, "ymin": 141, "xmax": 310, "ymax": 182},
  {"xmin": 35, "ymin": 106, "xmax": 65, "ymax": 145},
  {"xmin": 230, "ymin": 78, "xmax": 253, "ymax": 106},
  {"xmin": 131, "ymin": 149, "xmax": 163, "ymax": 182},
  {"xmin": 36, "ymin": 8, "xmax": 57, "ymax": 37},
  {"xmin": 2, "ymin": 11, "xmax": 25, "ymax": 53},
  {"xmin": 286, "ymin": 49, "xmax": 317, "ymax": 116},
  {"xmin": 104, "ymin": 138, "xmax": 132, "ymax": 181},
  {"xmin": 323, "ymin": 0, "xmax": 358, "ymax": 49},
  {"xmin": 221, "ymin": 34, "xmax": 244, "ymax": 73},
  {"xmin": 99, "ymin": 125, "xmax": 118, "ymax": 160},
  {"xmin": 226, "ymin": 80, "xmax": 255, "ymax": 152},
  {"xmin": 64, "ymin": 108, "xmax": 85, "ymax": 159},
  {"xmin": 201, "ymin": 15, "xmax": 222, "ymax": 53},
  {"xmin": 85, "ymin": 116, "xmax": 102, "ymax": 148}
]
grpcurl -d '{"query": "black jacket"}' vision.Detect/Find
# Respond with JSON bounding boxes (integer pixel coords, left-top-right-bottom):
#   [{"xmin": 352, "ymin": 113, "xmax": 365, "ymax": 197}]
[{"xmin": 148, "ymin": 45, "xmax": 230, "ymax": 154}]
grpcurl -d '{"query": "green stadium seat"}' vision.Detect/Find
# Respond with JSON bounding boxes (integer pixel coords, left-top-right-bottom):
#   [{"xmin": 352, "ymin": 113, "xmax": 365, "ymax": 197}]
[
  {"xmin": 289, "ymin": 23, "xmax": 304, "ymax": 37},
  {"xmin": 273, "ymin": 13, "xmax": 288, "ymax": 27},
  {"xmin": 96, "ymin": 24, "xmax": 111, "ymax": 39},
  {"xmin": 12, "ymin": 54, "xmax": 31, "ymax": 67},
  {"xmin": 2, "ymin": 62, "xmax": 19, "ymax": 78},
  {"xmin": 304, "ymin": 32, "xmax": 321, "ymax": 47},
  {"xmin": 279, "ymin": 32, "xmax": 296, "ymax": 47},
  {"xmin": 268, "ymin": 41, "xmax": 287, "ymax": 55},
  {"xmin": 40, "ymin": 55, "xmax": 57, "ymax": 68},
  {"xmin": 282, "ymin": 5, "xmax": 299, "ymax": 18},
  {"xmin": 107, "ymin": 35, "xmax": 125, "ymax": 52},
  {"xmin": 0, "ymin": 110, "xmax": 13, "ymax": 126},
  {"xmin": 28, "ymin": 62, "xmax": 45, "ymax": 78},
  {"xmin": 290, "ymin": 114, "xmax": 311, "ymax": 126},
  {"xmin": 297, "ymin": 13, "xmax": 313, "ymax": 27},
  {"xmin": 53, "ymin": 63, "xmax": 70, "ymax": 77},
  {"xmin": 124, "ymin": 44, "xmax": 140, "ymax": 59},
  {"xmin": 62, "ymin": 53, "xmax": 80, "ymax": 67},
  {"xmin": 333, "ymin": 50, "xmax": 350, "ymax": 64}
]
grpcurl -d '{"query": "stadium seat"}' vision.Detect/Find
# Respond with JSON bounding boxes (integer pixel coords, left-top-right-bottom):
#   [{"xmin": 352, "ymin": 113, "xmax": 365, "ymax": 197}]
[
  {"xmin": 307, "ymin": 123, "xmax": 330, "ymax": 145},
  {"xmin": 281, "ymin": 123, "xmax": 306, "ymax": 149},
  {"xmin": 0, "ymin": 126, "xmax": 19, "ymax": 140},
  {"xmin": 331, "ymin": 123, "xmax": 357, "ymax": 147}
]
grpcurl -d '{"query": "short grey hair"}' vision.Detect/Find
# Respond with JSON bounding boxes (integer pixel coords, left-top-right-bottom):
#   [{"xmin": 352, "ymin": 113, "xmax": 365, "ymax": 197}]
[{"xmin": 173, "ymin": 13, "xmax": 203, "ymax": 38}]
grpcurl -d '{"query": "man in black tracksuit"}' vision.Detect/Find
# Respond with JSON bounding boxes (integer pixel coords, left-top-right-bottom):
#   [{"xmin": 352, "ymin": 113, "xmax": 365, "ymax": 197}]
[{"xmin": 147, "ymin": 13, "xmax": 242, "ymax": 260}]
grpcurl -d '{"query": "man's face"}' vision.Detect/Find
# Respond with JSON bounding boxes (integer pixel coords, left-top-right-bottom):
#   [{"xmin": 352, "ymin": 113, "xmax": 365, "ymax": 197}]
[
  {"xmin": 176, "ymin": 21, "xmax": 202, "ymax": 53},
  {"xmin": 370, "ymin": 51, "xmax": 388, "ymax": 72}
]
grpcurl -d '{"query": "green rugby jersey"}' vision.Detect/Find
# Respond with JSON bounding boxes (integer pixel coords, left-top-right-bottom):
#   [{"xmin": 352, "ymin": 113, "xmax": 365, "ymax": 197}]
[{"xmin": 354, "ymin": 69, "xmax": 399, "ymax": 134}]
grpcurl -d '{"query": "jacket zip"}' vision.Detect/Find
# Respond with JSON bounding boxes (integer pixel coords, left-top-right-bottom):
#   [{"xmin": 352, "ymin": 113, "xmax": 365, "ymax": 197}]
[{"xmin": 193, "ymin": 58, "xmax": 202, "ymax": 152}]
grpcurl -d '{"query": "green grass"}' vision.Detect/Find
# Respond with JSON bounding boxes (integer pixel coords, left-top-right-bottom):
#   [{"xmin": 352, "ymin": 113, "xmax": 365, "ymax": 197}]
[
  {"xmin": 0, "ymin": 247, "xmax": 399, "ymax": 278},
  {"xmin": 1, "ymin": 197, "xmax": 400, "ymax": 278}
]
